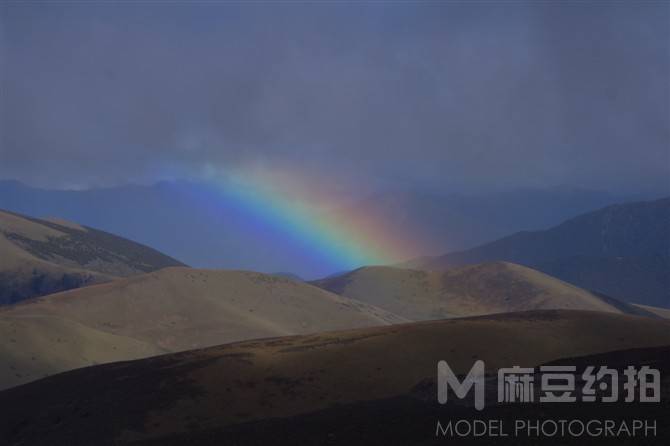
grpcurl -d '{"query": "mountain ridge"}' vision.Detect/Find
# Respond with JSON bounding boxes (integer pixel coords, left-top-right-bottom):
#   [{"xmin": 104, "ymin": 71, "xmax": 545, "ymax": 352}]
[
  {"xmin": 409, "ymin": 197, "xmax": 670, "ymax": 307},
  {"xmin": 0, "ymin": 209, "xmax": 186, "ymax": 304}
]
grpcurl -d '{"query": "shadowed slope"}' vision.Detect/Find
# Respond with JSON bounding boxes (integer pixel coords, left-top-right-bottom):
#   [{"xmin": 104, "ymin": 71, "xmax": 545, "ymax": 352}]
[
  {"xmin": 411, "ymin": 198, "xmax": 670, "ymax": 307},
  {"xmin": 1, "ymin": 310, "xmax": 669, "ymax": 445}
]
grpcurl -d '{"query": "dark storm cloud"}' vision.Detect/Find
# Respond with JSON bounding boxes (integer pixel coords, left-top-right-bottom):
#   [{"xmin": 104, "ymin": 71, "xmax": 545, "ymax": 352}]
[{"xmin": 0, "ymin": 1, "xmax": 668, "ymax": 192}]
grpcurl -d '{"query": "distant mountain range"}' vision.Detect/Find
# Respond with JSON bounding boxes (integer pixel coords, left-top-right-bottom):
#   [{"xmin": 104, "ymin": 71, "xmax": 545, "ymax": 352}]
[
  {"xmin": 411, "ymin": 197, "xmax": 670, "ymax": 308},
  {"xmin": 0, "ymin": 180, "xmax": 648, "ymax": 278},
  {"xmin": 0, "ymin": 209, "xmax": 184, "ymax": 304}
]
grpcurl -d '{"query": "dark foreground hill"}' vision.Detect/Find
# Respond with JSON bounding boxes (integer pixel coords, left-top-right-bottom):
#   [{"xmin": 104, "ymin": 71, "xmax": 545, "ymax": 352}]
[
  {"xmin": 0, "ymin": 209, "xmax": 185, "ymax": 304},
  {"xmin": 412, "ymin": 198, "xmax": 670, "ymax": 308},
  {"xmin": 1, "ymin": 310, "xmax": 669, "ymax": 445}
]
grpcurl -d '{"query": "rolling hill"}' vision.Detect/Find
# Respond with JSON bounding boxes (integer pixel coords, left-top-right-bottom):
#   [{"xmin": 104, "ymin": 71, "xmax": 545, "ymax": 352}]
[
  {"xmin": 0, "ymin": 267, "xmax": 404, "ymax": 390},
  {"xmin": 313, "ymin": 262, "xmax": 656, "ymax": 320},
  {"xmin": 2, "ymin": 310, "xmax": 669, "ymax": 445},
  {"xmin": 0, "ymin": 209, "xmax": 185, "ymax": 304},
  {"xmin": 411, "ymin": 197, "xmax": 670, "ymax": 308}
]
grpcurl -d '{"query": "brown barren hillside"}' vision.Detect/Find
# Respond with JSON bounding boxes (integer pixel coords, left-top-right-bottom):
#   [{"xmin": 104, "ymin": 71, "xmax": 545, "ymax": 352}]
[
  {"xmin": 0, "ymin": 267, "xmax": 404, "ymax": 390},
  {"xmin": 0, "ymin": 209, "xmax": 185, "ymax": 304},
  {"xmin": 313, "ymin": 262, "xmax": 655, "ymax": 320},
  {"xmin": 1, "ymin": 310, "xmax": 669, "ymax": 445}
]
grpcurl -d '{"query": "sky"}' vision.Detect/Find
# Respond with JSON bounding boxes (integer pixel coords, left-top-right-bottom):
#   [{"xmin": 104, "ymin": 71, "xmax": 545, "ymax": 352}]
[{"xmin": 1, "ymin": 1, "xmax": 669, "ymax": 196}]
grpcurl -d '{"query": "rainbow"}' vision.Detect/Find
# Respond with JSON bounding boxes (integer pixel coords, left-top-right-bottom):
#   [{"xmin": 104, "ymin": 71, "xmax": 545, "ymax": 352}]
[{"xmin": 194, "ymin": 167, "xmax": 420, "ymax": 273}]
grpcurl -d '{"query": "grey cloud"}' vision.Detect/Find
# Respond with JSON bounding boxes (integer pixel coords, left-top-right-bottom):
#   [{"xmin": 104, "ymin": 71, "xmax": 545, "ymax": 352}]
[{"xmin": 0, "ymin": 1, "xmax": 668, "ymax": 193}]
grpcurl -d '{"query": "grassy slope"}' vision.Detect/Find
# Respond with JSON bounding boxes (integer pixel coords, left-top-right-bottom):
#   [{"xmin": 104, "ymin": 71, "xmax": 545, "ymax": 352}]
[
  {"xmin": 313, "ymin": 262, "xmax": 652, "ymax": 320},
  {"xmin": 0, "ymin": 267, "xmax": 405, "ymax": 389},
  {"xmin": 1, "ymin": 310, "xmax": 669, "ymax": 445}
]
